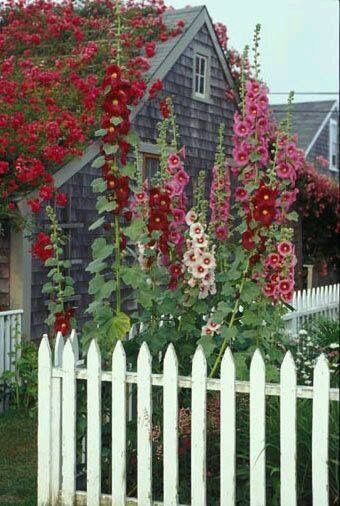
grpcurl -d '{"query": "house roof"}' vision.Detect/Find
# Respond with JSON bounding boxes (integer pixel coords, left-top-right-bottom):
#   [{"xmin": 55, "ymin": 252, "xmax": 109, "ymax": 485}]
[
  {"xmin": 18, "ymin": 6, "xmax": 236, "ymax": 211},
  {"xmin": 271, "ymin": 100, "xmax": 338, "ymax": 154}
]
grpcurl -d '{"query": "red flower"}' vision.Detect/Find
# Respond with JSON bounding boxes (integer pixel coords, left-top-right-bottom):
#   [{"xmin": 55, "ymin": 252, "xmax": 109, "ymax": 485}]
[
  {"xmin": 0, "ymin": 161, "xmax": 9, "ymax": 175},
  {"xmin": 54, "ymin": 311, "xmax": 73, "ymax": 336},
  {"xmin": 242, "ymin": 230, "xmax": 255, "ymax": 251},
  {"xmin": 149, "ymin": 79, "xmax": 163, "ymax": 99},
  {"xmin": 160, "ymin": 100, "xmax": 170, "ymax": 118},
  {"xmin": 145, "ymin": 41, "xmax": 156, "ymax": 58},
  {"xmin": 56, "ymin": 192, "xmax": 68, "ymax": 206},
  {"xmin": 253, "ymin": 185, "xmax": 278, "ymax": 207},
  {"xmin": 39, "ymin": 184, "xmax": 54, "ymax": 201},
  {"xmin": 253, "ymin": 204, "xmax": 276, "ymax": 227},
  {"xmin": 27, "ymin": 198, "xmax": 41, "ymax": 213},
  {"xmin": 148, "ymin": 210, "xmax": 168, "ymax": 232},
  {"xmin": 32, "ymin": 232, "xmax": 53, "ymax": 262}
]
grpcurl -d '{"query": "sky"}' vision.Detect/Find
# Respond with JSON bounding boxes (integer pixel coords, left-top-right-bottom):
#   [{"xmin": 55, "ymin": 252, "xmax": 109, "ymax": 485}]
[{"xmin": 166, "ymin": 0, "xmax": 339, "ymax": 105}]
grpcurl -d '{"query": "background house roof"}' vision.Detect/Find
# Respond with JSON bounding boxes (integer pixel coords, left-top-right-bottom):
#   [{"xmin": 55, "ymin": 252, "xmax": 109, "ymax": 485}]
[{"xmin": 271, "ymin": 100, "xmax": 337, "ymax": 152}]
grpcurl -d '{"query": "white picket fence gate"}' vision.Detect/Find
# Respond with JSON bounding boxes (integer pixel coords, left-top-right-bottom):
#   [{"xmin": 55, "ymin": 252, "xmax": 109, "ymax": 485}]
[
  {"xmin": 282, "ymin": 283, "xmax": 339, "ymax": 336},
  {"xmin": 38, "ymin": 332, "xmax": 339, "ymax": 506},
  {"xmin": 0, "ymin": 309, "xmax": 23, "ymax": 411}
]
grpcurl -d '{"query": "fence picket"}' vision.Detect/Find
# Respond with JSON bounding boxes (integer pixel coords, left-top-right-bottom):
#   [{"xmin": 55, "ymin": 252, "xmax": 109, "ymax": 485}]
[
  {"xmin": 137, "ymin": 342, "xmax": 152, "ymax": 505},
  {"xmin": 69, "ymin": 329, "xmax": 79, "ymax": 361},
  {"xmin": 4, "ymin": 316, "xmax": 10, "ymax": 372},
  {"xmin": 38, "ymin": 335, "xmax": 52, "ymax": 505},
  {"xmin": 0, "ymin": 316, "xmax": 4, "ymax": 412},
  {"xmin": 191, "ymin": 345, "xmax": 207, "ymax": 506},
  {"xmin": 220, "ymin": 347, "xmax": 236, "ymax": 506},
  {"xmin": 87, "ymin": 340, "xmax": 102, "ymax": 505},
  {"xmin": 62, "ymin": 339, "xmax": 77, "ymax": 506},
  {"xmin": 250, "ymin": 349, "xmax": 266, "ymax": 506},
  {"xmin": 51, "ymin": 332, "xmax": 64, "ymax": 505},
  {"xmin": 312, "ymin": 354, "xmax": 330, "ymax": 506},
  {"xmin": 163, "ymin": 344, "xmax": 178, "ymax": 505},
  {"xmin": 280, "ymin": 351, "xmax": 297, "ymax": 506},
  {"xmin": 112, "ymin": 341, "xmax": 127, "ymax": 505}
]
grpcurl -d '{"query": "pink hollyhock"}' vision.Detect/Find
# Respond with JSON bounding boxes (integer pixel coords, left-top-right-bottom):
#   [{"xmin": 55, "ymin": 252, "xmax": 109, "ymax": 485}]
[
  {"xmin": 276, "ymin": 162, "xmax": 295, "ymax": 180},
  {"xmin": 167, "ymin": 154, "xmax": 182, "ymax": 173},
  {"xmin": 173, "ymin": 169, "xmax": 189, "ymax": 188},
  {"xmin": 265, "ymin": 253, "xmax": 281, "ymax": 268},
  {"xmin": 277, "ymin": 241, "xmax": 293, "ymax": 256},
  {"xmin": 233, "ymin": 145, "xmax": 250, "ymax": 166},
  {"xmin": 172, "ymin": 208, "xmax": 186, "ymax": 224},
  {"xmin": 278, "ymin": 279, "xmax": 294, "ymax": 295},
  {"xmin": 215, "ymin": 225, "xmax": 228, "ymax": 241},
  {"xmin": 235, "ymin": 187, "xmax": 248, "ymax": 201},
  {"xmin": 263, "ymin": 282, "xmax": 276, "ymax": 297},
  {"xmin": 233, "ymin": 118, "xmax": 250, "ymax": 137}
]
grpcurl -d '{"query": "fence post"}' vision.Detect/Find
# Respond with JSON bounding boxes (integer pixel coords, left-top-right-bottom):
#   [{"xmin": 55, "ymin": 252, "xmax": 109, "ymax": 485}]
[
  {"xmin": 220, "ymin": 348, "xmax": 236, "ymax": 506},
  {"xmin": 312, "ymin": 354, "xmax": 330, "ymax": 506},
  {"xmin": 62, "ymin": 339, "xmax": 76, "ymax": 506},
  {"xmin": 191, "ymin": 345, "xmax": 207, "ymax": 506},
  {"xmin": 87, "ymin": 340, "xmax": 102, "ymax": 504},
  {"xmin": 112, "ymin": 341, "xmax": 127, "ymax": 504},
  {"xmin": 137, "ymin": 342, "xmax": 152, "ymax": 506},
  {"xmin": 163, "ymin": 344, "xmax": 179, "ymax": 505},
  {"xmin": 280, "ymin": 351, "xmax": 297, "ymax": 506},
  {"xmin": 250, "ymin": 349, "xmax": 266, "ymax": 506},
  {"xmin": 37, "ymin": 335, "xmax": 52, "ymax": 506},
  {"xmin": 51, "ymin": 332, "xmax": 64, "ymax": 505}
]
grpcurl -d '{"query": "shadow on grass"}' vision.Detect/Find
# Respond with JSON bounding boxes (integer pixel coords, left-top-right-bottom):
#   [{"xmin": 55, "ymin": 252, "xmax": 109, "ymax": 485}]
[{"xmin": 0, "ymin": 409, "xmax": 37, "ymax": 506}]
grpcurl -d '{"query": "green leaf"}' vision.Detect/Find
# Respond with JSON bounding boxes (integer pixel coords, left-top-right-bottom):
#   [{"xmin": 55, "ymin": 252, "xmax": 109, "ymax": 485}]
[
  {"xmin": 96, "ymin": 196, "xmax": 117, "ymax": 214},
  {"xmin": 61, "ymin": 260, "xmax": 71, "ymax": 269},
  {"xmin": 110, "ymin": 116, "xmax": 123, "ymax": 126},
  {"xmin": 124, "ymin": 218, "xmax": 145, "ymax": 241},
  {"xmin": 63, "ymin": 285, "xmax": 75, "ymax": 297},
  {"xmin": 220, "ymin": 326, "xmax": 237, "ymax": 341},
  {"xmin": 91, "ymin": 178, "xmax": 106, "ymax": 193},
  {"xmin": 92, "ymin": 156, "xmax": 106, "ymax": 169},
  {"xmin": 65, "ymin": 276, "xmax": 74, "ymax": 286},
  {"xmin": 288, "ymin": 211, "xmax": 299, "ymax": 222},
  {"xmin": 103, "ymin": 143, "xmax": 118, "ymax": 155},
  {"xmin": 197, "ymin": 334, "xmax": 216, "ymax": 358},
  {"xmin": 45, "ymin": 257, "xmax": 57, "ymax": 267},
  {"xmin": 120, "ymin": 163, "xmax": 136, "ymax": 177},
  {"xmin": 109, "ymin": 312, "xmax": 131, "ymax": 341},
  {"xmin": 88, "ymin": 274, "xmax": 105, "ymax": 295},
  {"xmin": 42, "ymin": 282, "xmax": 54, "ymax": 294},
  {"xmin": 52, "ymin": 272, "xmax": 63, "ymax": 283},
  {"xmin": 86, "ymin": 258, "xmax": 107, "ymax": 274},
  {"xmin": 121, "ymin": 265, "xmax": 142, "ymax": 289},
  {"xmin": 241, "ymin": 281, "xmax": 261, "ymax": 303},
  {"xmin": 89, "ymin": 216, "xmax": 105, "ymax": 231},
  {"xmin": 125, "ymin": 130, "xmax": 139, "ymax": 146},
  {"xmin": 100, "ymin": 279, "xmax": 115, "ymax": 299},
  {"xmin": 94, "ymin": 128, "xmax": 107, "ymax": 137},
  {"xmin": 91, "ymin": 238, "xmax": 114, "ymax": 260}
]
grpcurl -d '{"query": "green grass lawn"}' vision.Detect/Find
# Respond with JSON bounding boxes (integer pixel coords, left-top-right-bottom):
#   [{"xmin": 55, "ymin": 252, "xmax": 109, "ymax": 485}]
[{"xmin": 0, "ymin": 409, "xmax": 37, "ymax": 506}]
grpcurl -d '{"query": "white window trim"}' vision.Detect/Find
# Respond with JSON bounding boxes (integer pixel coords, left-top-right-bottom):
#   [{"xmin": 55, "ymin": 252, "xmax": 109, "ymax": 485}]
[
  {"xmin": 329, "ymin": 118, "xmax": 338, "ymax": 172},
  {"xmin": 193, "ymin": 52, "xmax": 210, "ymax": 101}
]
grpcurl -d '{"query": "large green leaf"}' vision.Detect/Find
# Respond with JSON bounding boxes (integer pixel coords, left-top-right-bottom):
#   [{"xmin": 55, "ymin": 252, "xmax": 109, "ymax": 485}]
[
  {"xmin": 109, "ymin": 312, "xmax": 131, "ymax": 341},
  {"xmin": 124, "ymin": 218, "xmax": 145, "ymax": 241},
  {"xmin": 91, "ymin": 237, "xmax": 114, "ymax": 261},
  {"xmin": 197, "ymin": 335, "xmax": 216, "ymax": 358}
]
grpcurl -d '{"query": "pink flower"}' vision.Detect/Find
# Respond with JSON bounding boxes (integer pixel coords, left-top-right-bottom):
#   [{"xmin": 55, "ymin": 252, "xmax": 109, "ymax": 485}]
[
  {"xmin": 173, "ymin": 169, "xmax": 189, "ymax": 188},
  {"xmin": 215, "ymin": 225, "xmax": 228, "ymax": 241},
  {"xmin": 172, "ymin": 208, "xmax": 186, "ymax": 224},
  {"xmin": 265, "ymin": 253, "xmax": 281, "ymax": 268},
  {"xmin": 277, "ymin": 241, "xmax": 293, "ymax": 257},
  {"xmin": 167, "ymin": 154, "xmax": 182, "ymax": 171},
  {"xmin": 135, "ymin": 191, "xmax": 147, "ymax": 203},
  {"xmin": 263, "ymin": 282, "xmax": 276, "ymax": 297},
  {"xmin": 233, "ymin": 145, "xmax": 250, "ymax": 166},
  {"xmin": 234, "ymin": 119, "xmax": 250, "ymax": 137},
  {"xmin": 276, "ymin": 162, "xmax": 295, "ymax": 180},
  {"xmin": 278, "ymin": 279, "xmax": 294, "ymax": 295},
  {"xmin": 281, "ymin": 291, "xmax": 293, "ymax": 303},
  {"xmin": 235, "ymin": 187, "xmax": 248, "ymax": 201}
]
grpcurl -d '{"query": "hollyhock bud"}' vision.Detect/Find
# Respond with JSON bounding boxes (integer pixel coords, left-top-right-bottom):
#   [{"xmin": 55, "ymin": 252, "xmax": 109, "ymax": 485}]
[{"xmin": 56, "ymin": 192, "xmax": 68, "ymax": 206}]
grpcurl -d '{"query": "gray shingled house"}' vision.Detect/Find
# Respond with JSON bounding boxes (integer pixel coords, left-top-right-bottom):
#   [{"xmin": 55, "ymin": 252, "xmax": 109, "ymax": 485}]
[
  {"xmin": 272, "ymin": 100, "xmax": 339, "ymax": 177},
  {"xmin": 4, "ymin": 6, "xmax": 238, "ymax": 339}
]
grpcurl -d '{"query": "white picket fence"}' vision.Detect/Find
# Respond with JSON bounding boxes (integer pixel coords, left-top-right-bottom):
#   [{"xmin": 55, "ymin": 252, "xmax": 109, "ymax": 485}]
[
  {"xmin": 0, "ymin": 309, "xmax": 23, "ymax": 411},
  {"xmin": 38, "ymin": 332, "xmax": 339, "ymax": 506},
  {"xmin": 282, "ymin": 283, "xmax": 339, "ymax": 336}
]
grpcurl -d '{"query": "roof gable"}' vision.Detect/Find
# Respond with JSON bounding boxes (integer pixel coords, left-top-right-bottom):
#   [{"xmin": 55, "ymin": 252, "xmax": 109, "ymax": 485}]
[{"xmin": 272, "ymin": 100, "xmax": 338, "ymax": 153}]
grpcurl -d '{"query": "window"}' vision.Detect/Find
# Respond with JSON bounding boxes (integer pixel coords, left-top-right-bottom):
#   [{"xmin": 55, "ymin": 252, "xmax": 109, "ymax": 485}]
[
  {"xmin": 143, "ymin": 153, "xmax": 160, "ymax": 181},
  {"xmin": 329, "ymin": 119, "xmax": 338, "ymax": 171},
  {"xmin": 193, "ymin": 53, "xmax": 209, "ymax": 99}
]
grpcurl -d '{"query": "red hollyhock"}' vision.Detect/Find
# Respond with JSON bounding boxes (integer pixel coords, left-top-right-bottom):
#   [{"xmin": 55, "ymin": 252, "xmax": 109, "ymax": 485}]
[
  {"xmin": 149, "ymin": 79, "xmax": 163, "ymax": 98},
  {"xmin": 253, "ymin": 204, "xmax": 276, "ymax": 227},
  {"xmin": 241, "ymin": 229, "xmax": 255, "ymax": 251},
  {"xmin": 56, "ymin": 192, "xmax": 68, "ymax": 206},
  {"xmin": 252, "ymin": 185, "xmax": 278, "ymax": 207},
  {"xmin": 27, "ymin": 198, "xmax": 41, "ymax": 213},
  {"xmin": 148, "ymin": 210, "xmax": 168, "ymax": 232},
  {"xmin": 32, "ymin": 232, "xmax": 54, "ymax": 262},
  {"xmin": 54, "ymin": 309, "xmax": 74, "ymax": 336}
]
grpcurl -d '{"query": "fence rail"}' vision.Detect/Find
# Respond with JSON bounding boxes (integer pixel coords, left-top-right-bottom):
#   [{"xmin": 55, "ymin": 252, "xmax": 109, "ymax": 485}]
[
  {"xmin": 282, "ymin": 283, "xmax": 339, "ymax": 335},
  {"xmin": 38, "ymin": 333, "xmax": 339, "ymax": 506},
  {"xmin": 0, "ymin": 309, "xmax": 23, "ymax": 411}
]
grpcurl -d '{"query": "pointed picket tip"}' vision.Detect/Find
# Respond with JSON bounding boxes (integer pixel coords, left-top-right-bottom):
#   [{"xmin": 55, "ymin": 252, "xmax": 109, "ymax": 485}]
[
  {"xmin": 221, "ymin": 346, "xmax": 235, "ymax": 368},
  {"xmin": 192, "ymin": 345, "xmax": 207, "ymax": 376},
  {"xmin": 69, "ymin": 329, "xmax": 79, "ymax": 359},
  {"xmin": 314, "ymin": 353, "xmax": 329, "ymax": 371},
  {"xmin": 113, "ymin": 339, "xmax": 126, "ymax": 360},
  {"xmin": 63, "ymin": 337, "xmax": 75, "ymax": 366},
  {"xmin": 54, "ymin": 331, "xmax": 64, "ymax": 367},
  {"xmin": 164, "ymin": 343, "xmax": 178, "ymax": 368},
  {"xmin": 281, "ymin": 350, "xmax": 296, "ymax": 371},
  {"xmin": 87, "ymin": 339, "xmax": 101, "ymax": 366},
  {"xmin": 250, "ymin": 348, "xmax": 264, "ymax": 367},
  {"xmin": 38, "ymin": 334, "xmax": 51, "ymax": 361},
  {"xmin": 137, "ymin": 341, "xmax": 152, "ymax": 368}
]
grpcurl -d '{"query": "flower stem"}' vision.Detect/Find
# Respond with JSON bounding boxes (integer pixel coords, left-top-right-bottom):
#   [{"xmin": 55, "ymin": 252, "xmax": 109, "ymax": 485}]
[
  {"xmin": 209, "ymin": 260, "xmax": 249, "ymax": 378},
  {"xmin": 114, "ymin": 215, "xmax": 121, "ymax": 313}
]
